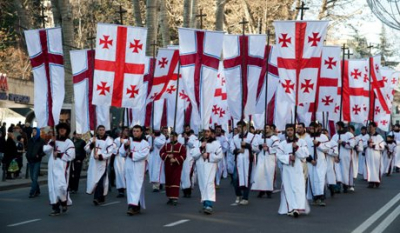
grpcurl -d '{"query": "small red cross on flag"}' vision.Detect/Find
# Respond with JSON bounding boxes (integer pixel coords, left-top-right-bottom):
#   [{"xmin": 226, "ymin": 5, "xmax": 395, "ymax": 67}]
[{"xmin": 92, "ymin": 23, "xmax": 147, "ymax": 108}]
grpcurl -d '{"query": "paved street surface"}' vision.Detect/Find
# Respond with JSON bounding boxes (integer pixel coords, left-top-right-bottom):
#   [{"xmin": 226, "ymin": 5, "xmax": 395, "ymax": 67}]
[{"xmin": 1, "ymin": 173, "xmax": 400, "ymax": 233}]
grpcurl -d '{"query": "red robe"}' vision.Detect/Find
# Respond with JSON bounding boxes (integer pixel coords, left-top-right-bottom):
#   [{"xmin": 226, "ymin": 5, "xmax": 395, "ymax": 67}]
[{"xmin": 160, "ymin": 142, "xmax": 186, "ymax": 199}]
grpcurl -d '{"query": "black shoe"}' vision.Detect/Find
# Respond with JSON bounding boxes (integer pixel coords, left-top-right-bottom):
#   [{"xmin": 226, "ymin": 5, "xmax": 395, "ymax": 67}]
[
  {"xmin": 166, "ymin": 199, "xmax": 173, "ymax": 205},
  {"xmin": 375, "ymin": 183, "xmax": 380, "ymax": 188},
  {"xmin": 49, "ymin": 210, "xmax": 60, "ymax": 216},
  {"xmin": 152, "ymin": 189, "xmax": 160, "ymax": 193},
  {"xmin": 329, "ymin": 186, "xmax": 335, "ymax": 197},
  {"xmin": 257, "ymin": 191, "xmax": 265, "ymax": 198},
  {"xmin": 367, "ymin": 183, "xmax": 374, "ymax": 188},
  {"xmin": 172, "ymin": 200, "xmax": 178, "ymax": 206},
  {"xmin": 62, "ymin": 206, "xmax": 68, "ymax": 213},
  {"xmin": 293, "ymin": 210, "xmax": 299, "ymax": 218},
  {"xmin": 127, "ymin": 207, "xmax": 140, "ymax": 216},
  {"xmin": 343, "ymin": 185, "xmax": 348, "ymax": 193},
  {"xmin": 116, "ymin": 193, "xmax": 124, "ymax": 198},
  {"xmin": 266, "ymin": 192, "xmax": 272, "ymax": 199},
  {"xmin": 70, "ymin": 190, "xmax": 76, "ymax": 194},
  {"xmin": 93, "ymin": 199, "xmax": 100, "ymax": 206}
]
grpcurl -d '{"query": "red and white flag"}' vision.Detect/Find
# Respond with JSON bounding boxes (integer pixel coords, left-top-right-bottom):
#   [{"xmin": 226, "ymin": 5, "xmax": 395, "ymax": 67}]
[
  {"xmin": 147, "ymin": 48, "xmax": 180, "ymax": 102},
  {"xmin": 316, "ymin": 46, "xmax": 341, "ymax": 113},
  {"xmin": 0, "ymin": 73, "xmax": 8, "ymax": 91},
  {"xmin": 342, "ymin": 59, "xmax": 370, "ymax": 124},
  {"xmin": 273, "ymin": 21, "xmax": 328, "ymax": 107},
  {"xmin": 223, "ymin": 34, "xmax": 267, "ymax": 119},
  {"xmin": 70, "ymin": 49, "xmax": 110, "ymax": 133},
  {"xmin": 24, "ymin": 27, "xmax": 65, "ymax": 128},
  {"xmin": 179, "ymin": 28, "xmax": 224, "ymax": 129},
  {"xmin": 210, "ymin": 61, "xmax": 230, "ymax": 127},
  {"xmin": 92, "ymin": 23, "xmax": 147, "ymax": 108}
]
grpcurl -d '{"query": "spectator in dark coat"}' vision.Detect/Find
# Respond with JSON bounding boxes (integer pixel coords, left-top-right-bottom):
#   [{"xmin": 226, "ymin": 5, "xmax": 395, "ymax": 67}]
[
  {"xmin": 3, "ymin": 131, "xmax": 17, "ymax": 179},
  {"xmin": 69, "ymin": 132, "xmax": 87, "ymax": 193},
  {"xmin": 24, "ymin": 122, "xmax": 33, "ymax": 141},
  {"xmin": 26, "ymin": 128, "xmax": 45, "ymax": 198}
]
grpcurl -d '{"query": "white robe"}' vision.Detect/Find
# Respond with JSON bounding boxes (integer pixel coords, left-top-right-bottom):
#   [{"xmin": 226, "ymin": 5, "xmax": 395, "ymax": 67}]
[
  {"xmin": 277, "ymin": 138, "xmax": 310, "ymax": 215},
  {"xmin": 148, "ymin": 135, "xmax": 166, "ymax": 184},
  {"xmin": 44, "ymin": 139, "xmax": 75, "ymax": 205},
  {"xmin": 113, "ymin": 137, "xmax": 127, "ymax": 189},
  {"xmin": 179, "ymin": 134, "xmax": 198, "ymax": 189},
  {"xmin": 364, "ymin": 134, "xmax": 385, "ymax": 183},
  {"xmin": 382, "ymin": 142, "xmax": 396, "ymax": 175},
  {"xmin": 251, "ymin": 134, "xmax": 279, "ymax": 191},
  {"xmin": 305, "ymin": 134, "xmax": 329, "ymax": 199},
  {"xmin": 229, "ymin": 132, "xmax": 257, "ymax": 187},
  {"xmin": 331, "ymin": 132, "xmax": 355, "ymax": 186},
  {"xmin": 191, "ymin": 139, "xmax": 223, "ymax": 202},
  {"xmin": 324, "ymin": 140, "xmax": 339, "ymax": 185},
  {"xmin": 215, "ymin": 135, "xmax": 228, "ymax": 185},
  {"xmin": 226, "ymin": 133, "xmax": 235, "ymax": 174},
  {"xmin": 119, "ymin": 138, "xmax": 150, "ymax": 208},
  {"xmin": 85, "ymin": 136, "xmax": 114, "ymax": 195},
  {"xmin": 356, "ymin": 134, "xmax": 369, "ymax": 179}
]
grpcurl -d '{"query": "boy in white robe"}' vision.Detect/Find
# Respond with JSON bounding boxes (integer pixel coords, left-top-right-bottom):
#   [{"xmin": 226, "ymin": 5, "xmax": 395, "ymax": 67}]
[
  {"xmin": 85, "ymin": 125, "xmax": 114, "ymax": 205},
  {"xmin": 383, "ymin": 134, "xmax": 396, "ymax": 176},
  {"xmin": 215, "ymin": 125, "xmax": 228, "ymax": 187},
  {"xmin": 229, "ymin": 121, "xmax": 257, "ymax": 205},
  {"xmin": 120, "ymin": 125, "xmax": 150, "ymax": 216},
  {"xmin": 365, "ymin": 122, "xmax": 385, "ymax": 188},
  {"xmin": 277, "ymin": 124, "xmax": 310, "ymax": 217},
  {"xmin": 113, "ymin": 127, "xmax": 129, "ymax": 198},
  {"xmin": 356, "ymin": 127, "xmax": 369, "ymax": 180},
  {"xmin": 148, "ymin": 127, "xmax": 168, "ymax": 192},
  {"xmin": 178, "ymin": 129, "xmax": 198, "ymax": 198},
  {"xmin": 44, "ymin": 123, "xmax": 75, "ymax": 216},
  {"xmin": 191, "ymin": 128, "xmax": 223, "ymax": 215},
  {"xmin": 251, "ymin": 124, "xmax": 279, "ymax": 198}
]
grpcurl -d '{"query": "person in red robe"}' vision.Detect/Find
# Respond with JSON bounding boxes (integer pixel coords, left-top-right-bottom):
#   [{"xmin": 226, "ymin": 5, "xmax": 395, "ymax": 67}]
[{"xmin": 160, "ymin": 132, "xmax": 186, "ymax": 206}]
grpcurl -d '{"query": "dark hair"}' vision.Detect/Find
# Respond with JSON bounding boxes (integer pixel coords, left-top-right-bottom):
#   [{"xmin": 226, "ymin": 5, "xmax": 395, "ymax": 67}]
[
  {"xmin": 349, "ymin": 125, "xmax": 355, "ymax": 131},
  {"xmin": 237, "ymin": 121, "xmax": 246, "ymax": 126},
  {"xmin": 215, "ymin": 125, "xmax": 222, "ymax": 129},
  {"xmin": 133, "ymin": 125, "xmax": 143, "ymax": 131},
  {"xmin": 170, "ymin": 131, "xmax": 178, "ymax": 137},
  {"xmin": 285, "ymin": 124, "xmax": 295, "ymax": 130},
  {"xmin": 336, "ymin": 121, "xmax": 345, "ymax": 128},
  {"xmin": 298, "ymin": 122, "xmax": 305, "ymax": 128},
  {"xmin": 56, "ymin": 123, "xmax": 71, "ymax": 136},
  {"xmin": 369, "ymin": 122, "xmax": 377, "ymax": 127},
  {"xmin": 309, "ymin": 122, "xmax": 318, "ymax": 128},
  {"xmin": 268, "ymin": 124, "xmax": 276, "ymax": 130},
  {"xmin": 97, "ymin": 125, "xmax": 105, "ymax": 130},
  {"xmin": 361, "ymin": 126, "xmax": 367, "ymax": 131}
]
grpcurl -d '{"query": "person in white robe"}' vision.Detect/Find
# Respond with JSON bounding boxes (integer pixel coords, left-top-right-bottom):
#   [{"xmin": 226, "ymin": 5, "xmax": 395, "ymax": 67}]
[
  {"xmin": 215, "ymin": 125, "xmax": 228, "ymax": 187},
  {"xmin": 321, "ymin": 130, "xmax": 339, "ymax": 197},
  {"xmin": 119, "ymin": 125, "xmax": 150, "ymax": 216},
  {"xmin": 304, "ymin": 122, "xmax": 330, "ymax": 206},
  {"xmin": 356, "ymin": 127, "xmax": 369, "ymax": 180},
  {"xmin": 191, "ymin": 128, "xmax": 222, "ymax": 215},
  {"xmin": 277, "ymin": 124, "xmax": 310, "ymax": 217},
  {"xmin": 365, "ymin": 122, "xmax": 385, "ymax": 188},
  {"xmin": 44, "ymin": 123, "xmax": 75, "ymax": 216},
  {"xmin": 113, "ymin": 127, "xmax": 129, "ymax": 197},
  {"xmin": 85, "ymin": 125, "xmax": 114, "ymax": 205},
  {"xmin": 178, "ymin": 128, "xmax": 198, "ymax": 198},
  {"xmin": 229, "ymin": 121, "xmax": 257, "ymax": 205},
  {"xmin": 331, "ymin": 121, "xmax": 355, "ymax": 193},
  {"xmin": 251, "ymin": 124, "xmax": 279, "ymax": 199},
  {"xmin": 383, "ymin": 134, "xmax": 396, "ymax": 176},
  {"xmin": 148, "ymin": 127, "xmax": 168, "ymax": 192},
  {"xmin": 391, "ymin": 124, "xmax": 400, "ymax": 173}
]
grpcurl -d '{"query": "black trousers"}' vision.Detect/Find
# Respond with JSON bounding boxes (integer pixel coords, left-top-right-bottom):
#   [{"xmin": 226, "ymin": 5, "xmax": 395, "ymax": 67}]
[
  {"xmin": 94, "ymin": 171, "xmax": 107, "ymax": 201},
  {"xmin": 69, "ymin": 161, "xmax": 83, "ymax": 192}
]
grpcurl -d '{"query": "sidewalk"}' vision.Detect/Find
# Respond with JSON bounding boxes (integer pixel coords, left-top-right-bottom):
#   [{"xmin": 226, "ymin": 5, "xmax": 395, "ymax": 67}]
[{"xmin": 0, "ymin": 170, "xmax": 87, "ymax": 191}]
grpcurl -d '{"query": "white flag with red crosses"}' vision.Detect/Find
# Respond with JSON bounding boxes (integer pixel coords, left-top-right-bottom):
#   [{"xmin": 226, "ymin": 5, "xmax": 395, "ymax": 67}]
[
  {"xmin": 342, "ymin": 59, "xmax": 370, "ymax": 124},
  {"xmin": 316, "ymin": 46, "xmax": 341, "ymax": 113},
  {"xmin": 178, "ymin": 28, "xmax": 224, "ymax": 129},
  {"xmin": 24, "ymin": 27, "xmax": 65, "ymax": 128},
  {"xmin": 210, "ymin": 61, "xmax": 230, "ymax": 127},
  {"xmin": 273, "ymin": 21, "xmax": 328, "ymax": 107},
  {"xmin": 92, "ymin": 23, "xmax": 147, "ymax": 108}
]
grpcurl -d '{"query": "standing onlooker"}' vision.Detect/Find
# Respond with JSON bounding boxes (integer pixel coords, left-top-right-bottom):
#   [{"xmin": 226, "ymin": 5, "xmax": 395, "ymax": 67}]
[
  {"xmin": 15, "ymin": 136, "xmax": 24, "ymax": 178},
  {"xmin": 1, "ymin": 122, "xmax": 6, "ymax": 136},
  {"xmin": 3, "ymin": 131, "xmax": 17, "ymax": 179},
  {"xmin": 26, "ymin": 128, "xmax": 45, "ymax": 198},
  {"xmin": 0, "ymin": 131, "xmax": 5, "ymax": 166},
  {"xmin": 69, "ymin": 132, "xmax": 86, "ymax": 194},
  {"xmin": 24, "ymin": 122, "xmax": 33, "ymax": 141}
]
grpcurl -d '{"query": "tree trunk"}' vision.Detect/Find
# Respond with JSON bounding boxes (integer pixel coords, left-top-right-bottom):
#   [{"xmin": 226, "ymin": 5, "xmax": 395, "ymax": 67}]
[
  {"xmin": 183, "ymin": 0, "xmax": 191, "ymax": 28},
  {"xmin": 146, "ymin": 0, "xmax": 159, "ymax": 56},
  {"xmin": 159, "ymin": 0, "xmax": 171, "ymax": 47},
  {"xmin": 215, "ymin": 0, "xmax": 227, "ymax": 31},
  {"xmin": 190, "ymin": 0, "xmax": 198, "ymax": 28},
  {"xmin": 292, "ymin": 0, "xmax": 301, "ymax": 20},
  {"xmin": 242, "ymin": 0, "xmax": 256, "ymax": 34},
  {"xmin": 14, "ymin": 0, "xmax": 34, "ymax": 29},
  {"xmin": 132, "ymin": 0, "xmax": 143, "ymax": 27},
  {"xmin": 318, "ymin": 0, "xmax": 328, "ymax": 20},
  {"xmin": 57, "ymin": 0, "xmax": 74, "ymax": 104},
  {"xmin": 51, "ymin": 0, "xmax": 61, "ymax": 26}
]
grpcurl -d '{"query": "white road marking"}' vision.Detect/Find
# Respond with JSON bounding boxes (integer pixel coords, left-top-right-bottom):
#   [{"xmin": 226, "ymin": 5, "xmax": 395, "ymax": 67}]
[
  {"xmin": 8, "ymin": 219, "xmax": 41, "ymax": 227},
  {"xmin": 101, "ymin": 201, "xmax": 120, "ymax": 206},
  {"xmin": 273, "ymin": 189, "xmax": 281, "ymax": 193},
  {"xmin": 371, "ymin": 205, "xmax": 400, "ymax": 233},
  {"xmin": 230, "ymin": 203, "xmax": 238, "ymax": 206},
  {"xmin": 164, "ymin": 219, "xmax": 190, "ymax": 227},
  {"xmin": 352, "ymin": 192, "xmax": 400, "ymax": 233}
]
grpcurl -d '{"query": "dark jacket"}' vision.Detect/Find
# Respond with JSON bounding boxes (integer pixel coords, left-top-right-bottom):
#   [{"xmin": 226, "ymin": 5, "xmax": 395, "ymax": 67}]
[
  {"xmin": 73, "ymin": 138, "xmax": 86, "ymax": 161},
  {"xmin": 0, "ymin": 135, "xmax": 5, "ymax": 153},
  {"xmin": 3, "ymin": 137, "xmax": 17, "ymax": 164},
  {"xmin": 25, "ymin": 137, "xmax": 46, "ymax": 163}
]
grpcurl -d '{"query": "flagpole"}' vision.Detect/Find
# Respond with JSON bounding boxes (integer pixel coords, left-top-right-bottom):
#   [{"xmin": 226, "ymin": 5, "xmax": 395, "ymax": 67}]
[
  {"xmin": 263, "ymin": 30, "xmax": 271, "ymax": 144},
  {"xmin": 150, "ymin": 40, "xmax": 158, "ymax": 133},
  {"xmin": 239, "ymin": 17, "xmax": 249, "ymax": 141}
]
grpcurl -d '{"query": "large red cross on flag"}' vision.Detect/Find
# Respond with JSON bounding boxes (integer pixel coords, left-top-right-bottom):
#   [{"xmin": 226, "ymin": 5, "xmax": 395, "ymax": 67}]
[
  {"xmin": 92, "ymin": 23, "xmax": 147, "ymax": 108},
  {"xmin": 342, "ymin": 59, "xmax": 370, "ymax": 123},
  {"xmin": 70, "ymin": 49, "xmax": 110, "ymax": 133},
  {"xmin": 273, "ymin": 21, "xmax": 328, "ymax": 108},
  {"xmin": 370, "ymin": 55, "xmax": 390, "ymax": 118},
  {"xmin": 24, "ymin": 27, "xmax": 65, "ymax": 128},
  {"xmin": 178, "ymin": 28, "xmax": 224, "ymax": 130},
  {"xmin": 223, "ymin": 34, "xmax": 267, "ymax": 120}
]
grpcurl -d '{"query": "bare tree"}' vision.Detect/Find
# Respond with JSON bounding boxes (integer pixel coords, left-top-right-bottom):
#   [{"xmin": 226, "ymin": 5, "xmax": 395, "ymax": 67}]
[
  {"xmin": 133, "ymin": 0, "xmax": 143, "ymax": 26},
  {"xmin": 190, "ymin": 0, "xmax": 198, "ymax": 28},
  {"xmin": 183, "ymin": 0, "xmax": 191, "ymax": 28},
  {"xmin": 146, "ymin": 0, "xmax": 159, "ymax": 56},
  {"xmin": 215, "ymin": 0, "xmax": 228, "ymax": 31},
  {"xmin": 160, "ymin": 0, "xmax": 171, "ymax": 46}
]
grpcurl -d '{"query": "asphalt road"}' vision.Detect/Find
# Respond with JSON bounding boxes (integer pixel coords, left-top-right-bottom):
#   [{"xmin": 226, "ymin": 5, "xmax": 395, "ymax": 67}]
[{"xmin": 1, "ymin": 172, "xmax": 400, "ymax": 233}]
